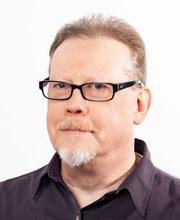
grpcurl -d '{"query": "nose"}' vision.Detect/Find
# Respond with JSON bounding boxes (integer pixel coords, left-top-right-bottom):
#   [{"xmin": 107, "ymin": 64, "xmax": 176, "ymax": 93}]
[{"xmin": 66, "ymin": 89, "xmax": 88, "ymax": 115}]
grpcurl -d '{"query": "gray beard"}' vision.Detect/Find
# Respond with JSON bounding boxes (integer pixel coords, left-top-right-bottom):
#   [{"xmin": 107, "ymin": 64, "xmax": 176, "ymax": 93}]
[{"xmin": 57, "ymin": 148, "xmax": 97, "ymax": 167}]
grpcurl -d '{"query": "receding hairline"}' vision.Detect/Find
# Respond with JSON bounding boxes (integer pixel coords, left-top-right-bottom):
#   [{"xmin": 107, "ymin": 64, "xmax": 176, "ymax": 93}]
[
  {"xmin": 48, "ymin": 15, "xmax": 146, "ymax": 84},
  {"xmin": 49, "ymin": 15, "xmax": 143, "ymax": 57},
  {"xmin": 49, "ymin": 35, "xmax": 135, "ymax": 78}
]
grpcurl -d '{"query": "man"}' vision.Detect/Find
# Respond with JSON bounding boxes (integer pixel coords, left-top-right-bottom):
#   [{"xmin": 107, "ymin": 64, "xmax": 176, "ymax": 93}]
[{"xmin": 0, "ymin": 15, "xmax": 180, "ymax": 220}]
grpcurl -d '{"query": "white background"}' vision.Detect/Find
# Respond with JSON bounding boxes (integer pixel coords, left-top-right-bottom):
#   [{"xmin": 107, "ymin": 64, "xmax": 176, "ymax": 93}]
[{"xmin": 0, "ymin": 0, "xmax": 180, "ymax": 181}]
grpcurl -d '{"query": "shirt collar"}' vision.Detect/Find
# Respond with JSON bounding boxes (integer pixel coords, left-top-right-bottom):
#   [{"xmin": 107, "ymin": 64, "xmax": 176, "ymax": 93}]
[
  {"xmin": 31, "ymin": 153, "xmax": 62, "ymax": 200},
  {"xmin": 31, "ymin": 139, "xmax": 156, "ymax": 217},
  {"xmin": 121, "ymin": 138, "xmax": 156, "ymax": 216}
]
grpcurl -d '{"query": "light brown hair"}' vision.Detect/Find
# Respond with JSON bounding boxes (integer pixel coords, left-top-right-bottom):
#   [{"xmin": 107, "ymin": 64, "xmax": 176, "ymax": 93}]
[{"xmin": 49, "ymin": 14, "xmax": 146, "ymax": 84}]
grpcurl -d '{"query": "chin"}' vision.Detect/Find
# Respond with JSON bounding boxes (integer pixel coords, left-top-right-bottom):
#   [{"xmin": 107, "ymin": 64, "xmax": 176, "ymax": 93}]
[{"xmin": 57, "ymin": 146, "xmax": 97, "ymax": 167}]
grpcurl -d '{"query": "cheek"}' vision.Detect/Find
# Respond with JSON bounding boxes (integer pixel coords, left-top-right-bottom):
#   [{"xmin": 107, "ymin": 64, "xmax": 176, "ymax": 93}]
[
  {"xmin": 47, "ymin": 103, "xmax": 62, "ymax": 135},
  {"xmin": 47, "ymin": 104, "xmax": 55, "ymax": 125},
  {"xmin": 102, "ymin": 106, "xmax": 135, "ymax": 144},
  {"xmin": 92, "ymin": 109, "xmax": 120, "ymax": 141},
  {"xmin": 97, "ymin": 100, "xmax": 135, "ymax": 132}
]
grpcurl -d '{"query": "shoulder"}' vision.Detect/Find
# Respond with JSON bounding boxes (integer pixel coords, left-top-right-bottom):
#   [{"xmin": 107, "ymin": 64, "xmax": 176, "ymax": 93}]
[
  {"xmin": 0, "ymin": 165, "xmax": 47, "ymax": 205},
  {"xmin": 148, "ymin": 167, "xmax": 180, "ymax": 217},
  {"xmin": 154, "ymin": 167, "xmax": 180, "ymax": 194},
  {"xmin": 0, "ymin": 165, "xmax": 47, "ymax": 189}
]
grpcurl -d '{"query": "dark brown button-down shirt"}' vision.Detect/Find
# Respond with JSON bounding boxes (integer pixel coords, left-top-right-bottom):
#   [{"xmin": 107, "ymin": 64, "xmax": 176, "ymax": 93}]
[{"xmin": 0, "ymin": 139, "xmax": 180, "ymax": 219}]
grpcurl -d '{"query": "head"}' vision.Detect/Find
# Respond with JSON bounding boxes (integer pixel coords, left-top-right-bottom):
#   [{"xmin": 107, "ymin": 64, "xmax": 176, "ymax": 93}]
[{"xmin": 46, "ymin": 15, "xmax": 151, "ymax": 167}]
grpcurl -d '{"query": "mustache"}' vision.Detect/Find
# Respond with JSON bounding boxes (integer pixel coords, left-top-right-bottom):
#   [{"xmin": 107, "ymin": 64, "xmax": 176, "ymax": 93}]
[{"xmin": 58, "ymin": 119, "xmax": 97, "ymax": 132}]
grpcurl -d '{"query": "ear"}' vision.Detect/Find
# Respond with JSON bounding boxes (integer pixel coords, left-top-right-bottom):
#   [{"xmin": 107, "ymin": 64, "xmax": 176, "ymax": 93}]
[{"xmin": 133, "ymin": 87, "xmax": 152, "ymax": 125}]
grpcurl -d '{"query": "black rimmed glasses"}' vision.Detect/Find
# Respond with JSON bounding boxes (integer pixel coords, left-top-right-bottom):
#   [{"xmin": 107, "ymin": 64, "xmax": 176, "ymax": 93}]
[{"xmin": 39, "ymin": 77, "xmax": 142, "ymax": 102}]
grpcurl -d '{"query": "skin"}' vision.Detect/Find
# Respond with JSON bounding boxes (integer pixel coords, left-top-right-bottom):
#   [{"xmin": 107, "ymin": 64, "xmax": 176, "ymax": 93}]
[{"xmin": 47, "ymin": 37, "xmax": 151, "ymax": 207}]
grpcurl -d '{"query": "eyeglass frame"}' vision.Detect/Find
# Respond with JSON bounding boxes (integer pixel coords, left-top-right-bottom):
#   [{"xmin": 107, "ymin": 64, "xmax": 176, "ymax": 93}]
[{"xmin": 39, "ymin": 77, "xmax": 142, "ymax": 102}]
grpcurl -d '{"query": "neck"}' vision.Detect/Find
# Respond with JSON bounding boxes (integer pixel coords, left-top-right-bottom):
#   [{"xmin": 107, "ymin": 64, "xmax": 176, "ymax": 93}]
[
  {"xmin": 61, "ymin": 148, "xmax": 136, "ymax": 191},
  {"xmin": 60, "ymin": 141, "xmax": 142, "ymax": 208}
]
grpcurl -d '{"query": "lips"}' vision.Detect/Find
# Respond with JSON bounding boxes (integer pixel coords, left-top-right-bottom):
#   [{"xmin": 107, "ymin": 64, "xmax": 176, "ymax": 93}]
[
  {"xmin": 58, "ymin": 119, "xmax": 96, "ymax": 133},
  {"xmin": 61, "ymin": 128, "xmax": 93, "ymax": 133}
]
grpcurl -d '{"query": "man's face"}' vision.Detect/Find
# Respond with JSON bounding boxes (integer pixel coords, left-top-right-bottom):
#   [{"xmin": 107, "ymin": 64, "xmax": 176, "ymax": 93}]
[{"xmin": 47, "ymin": 37, "xmax": 140, "ymax": 167}]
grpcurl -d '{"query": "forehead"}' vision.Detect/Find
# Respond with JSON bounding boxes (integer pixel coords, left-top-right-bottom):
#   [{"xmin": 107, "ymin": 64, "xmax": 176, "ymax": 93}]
[{"xmin": 50, "ymin": 37, "xmax": 134, "ymax": 82}]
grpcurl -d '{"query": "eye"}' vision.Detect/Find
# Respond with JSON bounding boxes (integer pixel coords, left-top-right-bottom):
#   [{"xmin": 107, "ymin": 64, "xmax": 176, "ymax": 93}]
[
  {"xmin": 93, "ymin": 83, "xmax": 106, "ymax": 89},
  {"xmin": 53, "ymin": 82, "xmax": 70, "ymax": 89}
]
